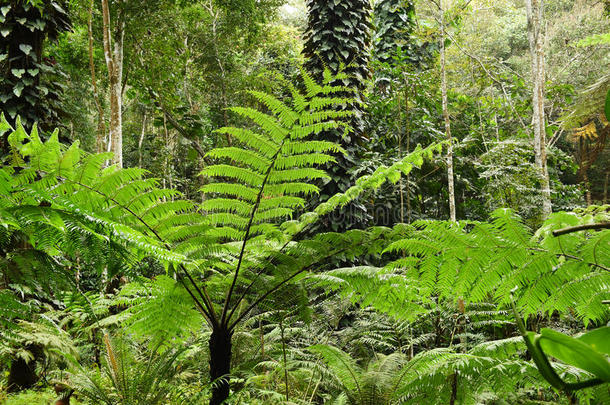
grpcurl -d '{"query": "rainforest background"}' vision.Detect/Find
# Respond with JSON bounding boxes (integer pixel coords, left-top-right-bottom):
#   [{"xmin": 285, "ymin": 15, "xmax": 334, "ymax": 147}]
[{"xmin": 0, "ymin": 0, "xmax": 609, "ymax": 404}]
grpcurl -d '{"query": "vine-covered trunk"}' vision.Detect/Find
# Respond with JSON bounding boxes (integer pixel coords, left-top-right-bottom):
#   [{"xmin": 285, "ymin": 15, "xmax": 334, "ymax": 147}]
[{"xmin": 209, "ymin": 327, "xmax": 233, "ymax": 405}]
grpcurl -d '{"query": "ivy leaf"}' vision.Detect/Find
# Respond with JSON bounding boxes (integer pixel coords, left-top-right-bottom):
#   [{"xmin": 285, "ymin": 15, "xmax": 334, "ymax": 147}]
[
  {"xmin": 19, "ymin": 44, "xmax": 33, "ymax": 56},
  {"xmin": 11, "ymin": 69, "xmax": 25, "ymax": 78},
  {"xmin": 0, "ymin": 5, "xmax": 10, "ymax": 16},
  {"xmin": 31, "ymin": 19, "xmax": 45, "ymax": 31},
  {"xmin": 38, "ymin": 63, "xmax": 53, "ymax": 73},
  {"xmin": 6, "ymin": 106, "xmax": 17, "ymax": 119},
  {"xmin": 13, "ymin": 83, "xmax": 24, "ymax": 97},
  {"xmin": 28, "ymin": 68, "xmax": 39, "ymax": 77},
  {"xmin": 1, "ymin": 28, "xmax": 11, "ymax": 37},
  {"xmin": 0, "ymin": 54, "xmax": 7, "ymax": 62},
  {"xmin": 0, "ymin": 93, "xmax": 12, "ymax": 103}
]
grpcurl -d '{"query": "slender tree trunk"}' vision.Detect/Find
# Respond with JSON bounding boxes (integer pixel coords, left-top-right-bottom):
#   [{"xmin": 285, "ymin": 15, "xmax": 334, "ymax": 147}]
[
  {"xmin": 101, "ymin": 0, "xmax": 124, "ymax": 167},
  {"xmin": 458, "ymin": 297, "xmax": 466, "ymax": 351},
  {"xmin": 209, "ymin": 327, "xmax": 232, "ymax": 405},
  {"xmin": 138, "ymin": 112, "xmax": 147, "ymax": 167},
  {"xmin": 449, "ymin": 372, "xmax": 458, "ymax": 405},
  {"xmin": 602, "ymin": 170, "xmax": 610, "ymax": 205},
  {"xmin": 205, "ymin": 0, "xmax": 232, "ymax": 145},
  {"xmin": 402, "ymin": 73, "xmax": 412, "ymax": 224},
  {"xmin": 89, "ymin": 0, "xmax": 106, "ymax": 153},
  {"xmin": 163, "ymin": 113, "xmax": 174, "ymax": 194},
  {"xmin": 583, "ymin": 169, "xmax": 592, "ymax": 206},
  {"xmin": 280, "ymin": 319, "xmax": 289, "ymax": 402},
  {"xmin": 397, "ymin": 81, "xmax": 405, "ymax": 224},
  {"xmin": 526, "ymin": 0, "xmax": 552, "ymax": 218},
  {"xmin": 398, "ymin": 130, "xmax": 404, "ymax": 224},
  {"xmin": 440, "ymin": 0, "xmax": 456, "ymax": 222}
]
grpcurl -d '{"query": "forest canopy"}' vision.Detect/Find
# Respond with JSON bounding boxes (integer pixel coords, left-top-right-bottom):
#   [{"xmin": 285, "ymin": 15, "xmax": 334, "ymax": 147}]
[{"xmin": 0, "ymin": 0, "xmax": 609, "ymax": 404}]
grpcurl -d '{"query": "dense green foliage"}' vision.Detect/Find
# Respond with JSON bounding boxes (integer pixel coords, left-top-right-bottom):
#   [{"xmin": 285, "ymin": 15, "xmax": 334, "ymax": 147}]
[
  {"xmin": 1, "ymin": 1, "xmax": 609, "ymax": 404},
  {"xmin": 0, "ymin": 0, "xmax": 70, "ymax": 138}
]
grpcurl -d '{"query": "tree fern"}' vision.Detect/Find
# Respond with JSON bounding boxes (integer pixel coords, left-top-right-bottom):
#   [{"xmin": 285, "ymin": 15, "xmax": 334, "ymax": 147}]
[
  {"xmin": 377, "ymin": 209, "xmax": 610, "ymax": 323},
  {"xmin": 304, "ymin": 206, "xmax": 610, "ymax": 403},
  {"xmin": 326, "ymin": 208, "xmax": 609, "ymax": 324},
  {"xmin": 0, "ymin": 67, "xmax": 445, "ymax": 403}
]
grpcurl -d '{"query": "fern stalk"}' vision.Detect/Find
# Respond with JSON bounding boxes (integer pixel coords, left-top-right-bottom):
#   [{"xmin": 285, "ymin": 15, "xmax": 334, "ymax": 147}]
[{"xmin": 220, "ymin": 143, "xmax": 285, "ymax": 326}]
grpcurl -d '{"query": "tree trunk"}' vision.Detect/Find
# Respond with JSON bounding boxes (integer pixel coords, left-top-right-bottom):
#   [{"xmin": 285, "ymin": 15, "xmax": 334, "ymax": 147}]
[
  {"xmin": 101, "ymin": 0, "xmax": 124, "ymax": 168},
  {"xmin": 602, "ymin": 170, "xmax": 610, "ymax": 205},
  {"xmin": 7, "ymin": 344, "xmax": 43, "ymax": 392},
  {"xmin": 526, "ymin": 0, "xmax": 552, "ymax": 218},
  {"xmin": 7, "ymin": 357, "xmax": 37, "ymax": 392},
  {"xmin": 89, "ymin": 0, "xmax": 106, "ymax": 153},
  {"xmin": 449, "ymin": 372, "xmax": 458, "ymax": 405},
  {"xmin": 583, "ymin": 169, "xmax": 592, "ymax": 206},
  {"xmin": 209, "ymin": 327, "xmax": 233, "ymax": 405},
  {"xmin": 138, "ymin": 112, "xmax": 147, "ymax": 168},
  {"xmin": 440, "ymin": 0, "xmax": 456, "ymax": 222}
]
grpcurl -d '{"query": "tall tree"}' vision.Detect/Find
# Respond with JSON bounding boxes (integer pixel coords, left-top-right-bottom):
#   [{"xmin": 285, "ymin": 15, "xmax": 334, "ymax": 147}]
[
  {"xmin": 373, "ymin": 0, "xmax": 417, "ymax": 66},
  {"xmin": 302, "ymin": 0, "xmax": 372, "ymax": 231},
  {"xmin": 526, "ymin": 0, "xmax": 552, "ymax": 217},
  {"xmin": 100, "ymin": 0, "xmax": 125, "ymax": 167},
  {"xmin": 439, "ymin": 0, "xmax": 456, "ymax": 222},
  {"xmin": 87, "ymin": 0, "xmax": 106, "ymax": 153}
]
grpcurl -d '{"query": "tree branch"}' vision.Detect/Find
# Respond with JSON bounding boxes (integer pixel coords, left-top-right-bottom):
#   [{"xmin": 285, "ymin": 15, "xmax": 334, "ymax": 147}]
[{"xmin": 552, "ymin": 222, "xmax": 610, "ymax": 237}]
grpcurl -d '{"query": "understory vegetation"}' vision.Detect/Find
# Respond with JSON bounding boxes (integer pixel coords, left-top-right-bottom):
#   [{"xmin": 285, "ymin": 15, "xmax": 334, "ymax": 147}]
[{"xmin": 1, "ymin": 0, "xmax": 609, "ymax": 404}]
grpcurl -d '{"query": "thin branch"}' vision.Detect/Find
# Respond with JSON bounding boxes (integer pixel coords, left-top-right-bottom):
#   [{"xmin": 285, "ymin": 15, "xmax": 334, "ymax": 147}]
[
  {"xmin": 443, "ymin": 29, "xmax": 528, "ymax": 130},
  {"xmin": 128, "ymin": 32, "xmax": 211, "ymax": 164},
  {"xmin": 153, "ymin": 95, "xmax": 211, "ymax": 163},
  {"xmin": 528, "ymin": 246, "xmax": 610, "ymax": 273},
  {"xmin": 552, "ymin": 222, "xmax": 610, "ymax": 237}
]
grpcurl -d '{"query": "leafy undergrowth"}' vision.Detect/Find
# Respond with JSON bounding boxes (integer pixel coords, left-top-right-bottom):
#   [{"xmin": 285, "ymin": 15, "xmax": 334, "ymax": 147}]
[{"xmin": 1, "ymin": 388, "xmax": 86, "ymax": 405}]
